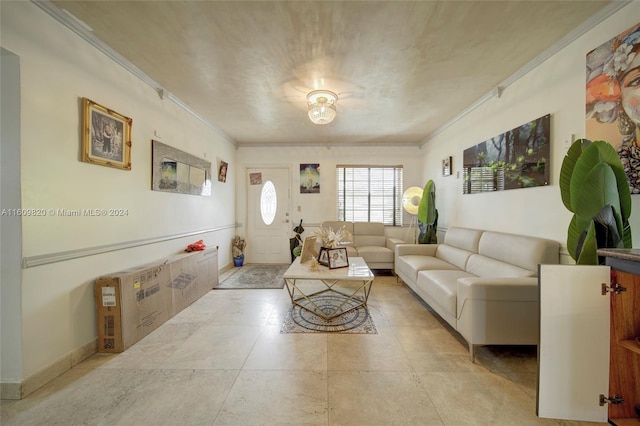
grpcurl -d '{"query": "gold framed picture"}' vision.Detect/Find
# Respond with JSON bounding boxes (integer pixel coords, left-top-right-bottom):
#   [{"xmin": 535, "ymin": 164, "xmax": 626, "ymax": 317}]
[
  {"xmin": 299, "ymin": 236, "xmax": 317, "ymax": 263},
  {"xmin": 81, "ymin": 97, "xmax": 132, "ymax": 170}
]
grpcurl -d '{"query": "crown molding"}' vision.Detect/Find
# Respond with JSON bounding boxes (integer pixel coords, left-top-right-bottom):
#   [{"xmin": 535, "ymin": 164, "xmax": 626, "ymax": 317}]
[
  {"xmin": 420, "ymin": 0, "xmax": 632, "ymax": 146},
  {"xmin": 31, "ymin": 0, "xmax": 237, "ymax": 146}
]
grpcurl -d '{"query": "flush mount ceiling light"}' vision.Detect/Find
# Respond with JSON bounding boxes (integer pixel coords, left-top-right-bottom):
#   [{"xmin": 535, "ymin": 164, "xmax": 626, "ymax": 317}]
[{"xmin": 307, "ymin": 90, "xmax": 338, "ymax": 125}]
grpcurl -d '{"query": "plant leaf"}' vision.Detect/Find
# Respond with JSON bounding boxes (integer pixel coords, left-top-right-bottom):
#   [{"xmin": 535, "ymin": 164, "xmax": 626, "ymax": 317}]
[
  {"xmin": 592, "ymin": 205, "xmax": 622, "ymax": 249},
  {"xmin": 590, "ymin": 141, "xmax": 632, "ymax": 220},
  {"xmin": 559, "ymin": 139, "xmax": 590, "ymax": 212},
  {"xmin": 572, "ymin": 163, "xmax": 621, "ymax": 239},
  {"xmin": 622, "ymin": 219, "xmax": 633, "ymax": 248},
  {"xmin": 567, "ymin": 214, "xmax": 580, "ymax": 261},
  {"xmin": 417, "ymin": 180, "xmax": 435, "ymax": 223},
  {"xmin": 576, "ymin": 222, "xmax": 599, "ymax": 265}
]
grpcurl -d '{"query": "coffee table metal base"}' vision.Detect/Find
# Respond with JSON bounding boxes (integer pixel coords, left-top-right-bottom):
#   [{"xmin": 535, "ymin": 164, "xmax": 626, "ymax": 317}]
[{"xmin": 284, "ymin": 278, "xmax": 373, "ymax": 320}]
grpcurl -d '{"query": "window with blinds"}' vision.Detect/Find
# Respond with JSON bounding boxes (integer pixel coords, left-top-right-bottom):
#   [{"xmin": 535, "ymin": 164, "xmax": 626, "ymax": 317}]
[{"xmin": 336, "ymin": 165, "xmax": 403, "ymax": 225}]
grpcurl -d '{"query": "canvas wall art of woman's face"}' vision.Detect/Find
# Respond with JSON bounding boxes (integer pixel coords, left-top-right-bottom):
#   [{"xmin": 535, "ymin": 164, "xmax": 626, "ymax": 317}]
[{"xmin": 586, "ymin": 22, "xmax": 640, "ymax": 194}]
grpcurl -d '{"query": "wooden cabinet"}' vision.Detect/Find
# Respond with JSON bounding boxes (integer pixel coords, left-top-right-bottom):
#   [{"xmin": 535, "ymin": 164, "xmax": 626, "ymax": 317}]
[
  {"xmin": 537, "ymin": 249, "xmax": 640, "ymax": 424},
  {"xmin": 606, "ymin": 254, "xmax": 640, "ymax": 425}
]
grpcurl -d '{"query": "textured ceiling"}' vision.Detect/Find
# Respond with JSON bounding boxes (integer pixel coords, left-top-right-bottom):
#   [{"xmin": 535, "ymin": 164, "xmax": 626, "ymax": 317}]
[{"xmin": 51, "ymin": 1, "xmax": 613, "ymax": 147}]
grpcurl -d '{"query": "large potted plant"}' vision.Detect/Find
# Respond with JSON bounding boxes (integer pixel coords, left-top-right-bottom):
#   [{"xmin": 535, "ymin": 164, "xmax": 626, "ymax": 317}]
[
  {"xmin": 559, "ymin": 139, "xmax": 633, "ymax": 265},
  {"xmin": 417, "ymin": 180, "xmax": 438, "ymax": 244},
  {"xmin": 232, "ymin": 235, "xmax": 246, "ymax": 267}
]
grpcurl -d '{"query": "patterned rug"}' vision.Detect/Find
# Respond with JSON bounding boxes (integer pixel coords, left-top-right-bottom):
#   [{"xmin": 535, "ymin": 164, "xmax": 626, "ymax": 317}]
[
  {"xmin": 281, "ymin": 294, "xmax": 377, "ymax": 334},
  {"xmin": 216, "ymin": 264, "xmax": 289, "ymax": 289}
]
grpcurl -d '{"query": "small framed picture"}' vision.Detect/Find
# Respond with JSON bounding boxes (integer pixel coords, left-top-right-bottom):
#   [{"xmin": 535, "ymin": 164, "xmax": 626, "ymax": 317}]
[
  {"xmin": 218, "ymin": 160, "xmax": 228, "ymax": 182},
  {"xmin": 317, "ymin": 247, "xmax": 329, "ymax": 266},
  {"xmin": 299, "ymin": 236, "xmax": 317, "ymax": 263},
  {"xmin": 81, "ymin": 97, "xmax": 132, "ymax": 170},
  {"xmin": 327, "ymin": 247, "xmax": 349, "ymax": 269},
  {"xmin": 442, "ymin": 156, "xmax": 452, "ymax": 176}
]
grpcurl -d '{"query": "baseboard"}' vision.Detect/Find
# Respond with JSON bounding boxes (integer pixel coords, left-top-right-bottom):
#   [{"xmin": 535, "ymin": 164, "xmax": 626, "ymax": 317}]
[
  {"xmin": 0, "ymin": 382, "xmax": 22, "ymax": 400},
  {"xmin": 220, "ymin": 264, "xmax": 234, "ymax": 275},
  {"xmin": 1, "ymin": 339, "xmax": 97, "ymax": 400}
]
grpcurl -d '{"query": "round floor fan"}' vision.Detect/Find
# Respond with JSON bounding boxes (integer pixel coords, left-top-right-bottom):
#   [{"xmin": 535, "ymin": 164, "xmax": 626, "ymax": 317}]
[{"xmin": 401, "ymin": 187, "xmax": 423, "ymax": 243}]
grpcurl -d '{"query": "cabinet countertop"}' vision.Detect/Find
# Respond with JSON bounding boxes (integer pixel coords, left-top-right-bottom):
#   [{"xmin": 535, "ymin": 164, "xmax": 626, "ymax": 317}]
[{"xmin": 598, "ymin": 248, "xmax": 640, "ymax": 274}]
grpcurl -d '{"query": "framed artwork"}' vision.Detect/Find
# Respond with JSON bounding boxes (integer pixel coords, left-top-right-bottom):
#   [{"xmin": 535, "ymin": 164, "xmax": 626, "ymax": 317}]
[
  {"xmin": 327, "ymin": 247, "xmax": 349, "ymax": 269},
  {"xmin": 151, "ymin": 140, "xmax": 212, "ymax": 196},
  {"xmin": 249, "ymin": 172, "xmax": 262, "ymax": 185},
  {"xmin": 462, "ymin": 113, "xmax": 550, "ymax": 194},
  {"xmin": 317, "ymin": 247, "xmax": 329, "ymax": 266},
  {"xmin": 300, "ymin": 163, "xmax": 320, "ymax": 193},
  {"xmin": 218, "ymin": 160, "xmax": 228, "ymax": 182},
  {"xmin": 442, "ymin": 156, "xmax": 452, "ymax": 176},
  {"xmin": 299, "ymin": 236, "xmax": 317, "ymax": 263},
  {"xmin": 586, "ymin": 22, "xmax": 640, "ymax": 194},
  {"xmin": 81, "ymin": 97, "xmax": 132, "ymax": 170}
]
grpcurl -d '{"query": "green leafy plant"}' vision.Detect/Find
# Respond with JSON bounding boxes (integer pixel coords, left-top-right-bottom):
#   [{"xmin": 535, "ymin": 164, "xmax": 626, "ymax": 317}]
[
  {"xmin": 417, "ymin": 180, "xmax": 438, "ymax": 244},
  {"xmin": 559, "ymin": 139, "xmax": 632, "ymax": 265}
]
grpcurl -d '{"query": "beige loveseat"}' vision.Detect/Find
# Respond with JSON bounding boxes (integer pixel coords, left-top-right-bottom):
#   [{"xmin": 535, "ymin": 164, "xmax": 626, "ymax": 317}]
[
  {"xmin": 394, "ymin": 227, "xmax": 559, "ymax": 361},
  {"xmin": 320, "ymin": 221, "xmax": 404, "ymax": 269}
]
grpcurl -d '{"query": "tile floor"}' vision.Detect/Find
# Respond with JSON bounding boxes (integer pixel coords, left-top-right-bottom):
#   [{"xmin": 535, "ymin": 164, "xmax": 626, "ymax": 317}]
[{"xmin": 1, "ymin": 270, "xmax": 607, "ymax": 426}]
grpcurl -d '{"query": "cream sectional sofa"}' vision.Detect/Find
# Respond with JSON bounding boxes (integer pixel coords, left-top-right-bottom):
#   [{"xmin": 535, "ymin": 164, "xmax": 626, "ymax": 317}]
[
  {"xmin": 394, "ymin": 227, "xmax": 559, "ymax": 361},
  {"xmin": 320, "ymin": 221, "xmax": 404, "ymax": 269}
]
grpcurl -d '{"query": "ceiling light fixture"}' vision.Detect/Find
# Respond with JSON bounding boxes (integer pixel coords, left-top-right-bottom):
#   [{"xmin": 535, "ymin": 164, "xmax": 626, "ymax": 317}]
[{"xmin": 307, "ymin": 90, "xmax": 338, "ymax": 125}]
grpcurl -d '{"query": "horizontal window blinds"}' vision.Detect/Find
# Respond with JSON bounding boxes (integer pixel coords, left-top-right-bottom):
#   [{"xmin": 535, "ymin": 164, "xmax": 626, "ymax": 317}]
[{"xmin": 336, "ymin": 166, "xmax": 403, "ymax": 225}]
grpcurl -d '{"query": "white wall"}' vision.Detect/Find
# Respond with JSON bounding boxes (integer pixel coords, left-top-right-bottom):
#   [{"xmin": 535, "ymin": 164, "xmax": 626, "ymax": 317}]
[
  {"xmin": 1, "ymin": 2, "xmax": 236, "ymax": 385},
  {"xmin": 235, "ymin": 145, "xmax": 425, "ymax": 234},
  {"xmin": 419, "ymin": 3, "xmax": 640, "ymax": 260}
]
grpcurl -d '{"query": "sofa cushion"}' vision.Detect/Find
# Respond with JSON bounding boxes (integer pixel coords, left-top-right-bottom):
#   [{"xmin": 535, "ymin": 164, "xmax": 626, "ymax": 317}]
[
  {"xmin": 478, "ymin": 231, "xmax": 559, "ymax": 273},
  {"xmin": 444, "ymin": 227, "xmax": 483, "ymax": 252},
  {"xmin": 435, "ymin": 245, "xmax": 474, "ymax": 270},
  {"xmin": 417, "ymin": 269, "xmax": 475, "ymax": 318},
  {"xmin": 343, "ymin": 245, "xmax": 359, "ymax": 258},
  {"xmin": 466, "ymin": 254, "xmax": 535, "ymax": 278},
  {"xmin": 356, "ymin": 246, "xmax": 394, "ymax": 264},
  {"xmin": 396, "ymin": 254, "xmax": 460, "ymax": 283},
  {"xmin": 353, "ymin": 222, "xmax": 386, "ymax": 247}
]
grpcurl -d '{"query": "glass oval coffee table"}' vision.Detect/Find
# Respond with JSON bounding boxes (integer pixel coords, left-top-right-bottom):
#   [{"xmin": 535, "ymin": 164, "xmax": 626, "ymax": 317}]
[{"xmin": 282, "ymin": 257, "xmax": 374, "ymax": 320}]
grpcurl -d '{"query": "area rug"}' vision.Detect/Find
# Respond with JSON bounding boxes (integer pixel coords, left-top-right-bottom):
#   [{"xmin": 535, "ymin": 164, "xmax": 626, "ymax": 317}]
[
  {"xmin": 280, "ymin": 294, "xmax": 377, "ymax": 334},
  {"xmin": 216, "ymin": 264, "xmax": 289, "ymax": 289}
]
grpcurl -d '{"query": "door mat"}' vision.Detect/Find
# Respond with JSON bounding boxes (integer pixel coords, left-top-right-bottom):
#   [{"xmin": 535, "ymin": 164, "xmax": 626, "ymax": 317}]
[
  {"xmin": 216, "ymin": 264, "xmax": 289, "ymax": 289},
  {"xmin": 280, "ymin": 294, "xmax": 377, "ymax": 334}
]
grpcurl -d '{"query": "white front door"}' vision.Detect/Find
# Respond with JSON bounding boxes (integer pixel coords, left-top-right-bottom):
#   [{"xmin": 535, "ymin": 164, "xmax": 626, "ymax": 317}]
[{"xmin": 246, "ymin": 167, "xmax": 291, "ymax": 264}]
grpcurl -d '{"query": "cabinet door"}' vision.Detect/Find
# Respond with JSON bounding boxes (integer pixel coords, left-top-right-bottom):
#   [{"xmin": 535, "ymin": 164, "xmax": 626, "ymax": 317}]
[{"xmin": 537, "ymin": 264, "xmax": 611, "ymax": 422}]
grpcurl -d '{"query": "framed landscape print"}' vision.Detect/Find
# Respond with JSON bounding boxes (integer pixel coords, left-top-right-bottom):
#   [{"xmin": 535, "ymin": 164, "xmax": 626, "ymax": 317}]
[
  {"xmin": 81, "ymin": 98, "xmax": 132, "ymax": 170},
  {"xmin": 462, "ymin": 113, "xmax": 550, "ymax": 194}
]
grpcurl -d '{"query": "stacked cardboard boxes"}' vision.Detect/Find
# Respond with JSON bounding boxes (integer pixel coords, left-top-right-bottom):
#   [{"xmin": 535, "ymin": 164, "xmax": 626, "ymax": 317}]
[{"xmin": 94, "ymin": 248, "xmax": 218, "ymax": 352}]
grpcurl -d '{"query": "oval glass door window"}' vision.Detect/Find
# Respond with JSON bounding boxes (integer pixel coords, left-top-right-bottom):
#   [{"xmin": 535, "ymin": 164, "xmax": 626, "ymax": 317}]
[{"xmin": 260, "ymin": 180, "xmax": 277, "ymax": 225}]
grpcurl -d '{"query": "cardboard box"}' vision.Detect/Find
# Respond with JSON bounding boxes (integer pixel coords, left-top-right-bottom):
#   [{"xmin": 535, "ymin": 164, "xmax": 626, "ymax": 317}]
[{"xmin": 95, "ymin": 248, "xmax": 218, "ymax": 352}]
